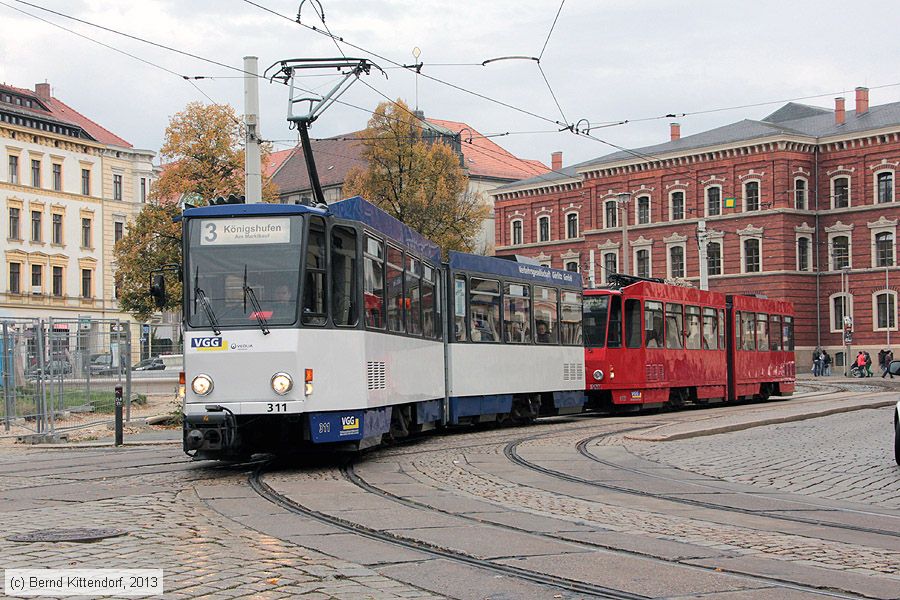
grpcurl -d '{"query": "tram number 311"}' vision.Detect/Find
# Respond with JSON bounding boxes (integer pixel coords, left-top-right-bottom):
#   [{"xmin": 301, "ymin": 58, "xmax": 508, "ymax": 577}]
[{"xmin": 266, "ymin": 403, "xmax": 288, "ymax": 413}]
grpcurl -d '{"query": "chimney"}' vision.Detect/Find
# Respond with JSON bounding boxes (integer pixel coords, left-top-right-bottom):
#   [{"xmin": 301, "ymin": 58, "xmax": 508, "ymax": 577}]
[
  {"xmin": 551, "ymin": 151, "xmax": 562, "ymax": 171},
  {"xmin": 670, "ymin": 122, "xmax": 681, "ymax": 141},
  {"xmin": 34, "ymin": 82, "xmax": 51, "ymax": 100},
  {"xmin": 855, "ymin": 86, "xmax": 869, "ymax": 115},
  {"xmin": 834, "ymin": 97, "xmax": 845, "ymax": 125}
]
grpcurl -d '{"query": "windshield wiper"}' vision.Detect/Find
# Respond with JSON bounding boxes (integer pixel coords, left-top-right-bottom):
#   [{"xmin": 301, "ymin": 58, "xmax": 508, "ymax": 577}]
[
  {"xmin": 243, "ymin": 265, "xmax": 270, "ymax": 335},
  {"xmin": 193, "ymin": 266, "xmax": 221, "ymax": 335},
  {"xmin": 196, "ymin": 288, "xmax": 221, "ymax": 335}
]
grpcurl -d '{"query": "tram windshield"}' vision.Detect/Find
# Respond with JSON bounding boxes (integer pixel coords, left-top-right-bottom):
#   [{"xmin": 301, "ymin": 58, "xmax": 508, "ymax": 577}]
[
  {"xmin": 583, "ymin": 295, "xmax": 609, "ymax": 347},
  {"xmin": 186, "ymin": 215, "xmax": 304, "ymax": 328}
]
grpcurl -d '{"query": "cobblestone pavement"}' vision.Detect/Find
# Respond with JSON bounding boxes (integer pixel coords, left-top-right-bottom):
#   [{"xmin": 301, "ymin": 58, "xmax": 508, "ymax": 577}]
[
  {"xmin": 626, "ymin": 406, "xmax": 900, "ymax": 508},
  {"xmin": 0, "ymin": 447, "xmax": 441, "ymax": 599}
]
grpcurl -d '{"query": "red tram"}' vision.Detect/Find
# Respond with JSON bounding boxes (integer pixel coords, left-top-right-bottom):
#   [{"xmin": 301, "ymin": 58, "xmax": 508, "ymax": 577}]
[{"xmin": 583, "ymin": 275, "xmax": 795, "ymax": 411}]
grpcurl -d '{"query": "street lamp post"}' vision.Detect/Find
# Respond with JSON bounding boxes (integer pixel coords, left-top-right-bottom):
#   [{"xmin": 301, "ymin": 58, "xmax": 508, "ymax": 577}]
[
  {"xmin": 842, "ymin": 266, "xmax": 852, "ymax": 376},
  {"xmin": 617, "ymin": 192, "xmax": 632, "ymax": 276},
  {"xmin": 887, "ymin": 266, "xmax": 891, "ymax": 349}
]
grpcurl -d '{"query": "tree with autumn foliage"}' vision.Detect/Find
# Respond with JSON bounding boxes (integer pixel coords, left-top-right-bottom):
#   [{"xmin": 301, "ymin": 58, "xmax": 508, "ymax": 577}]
[
  {"xmin": 343, "ymin": 99, "xmax": 487, "ymax": 254},
  {"xmin": 115, "ymin": 102, "xmax": 278, "ymax": 320}
]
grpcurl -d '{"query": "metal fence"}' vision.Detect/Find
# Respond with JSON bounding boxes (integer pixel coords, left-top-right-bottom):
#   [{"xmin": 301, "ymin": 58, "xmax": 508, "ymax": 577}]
[{"xmin": 1, "ymin": 317, "xmax": 183, "ymax": 441}]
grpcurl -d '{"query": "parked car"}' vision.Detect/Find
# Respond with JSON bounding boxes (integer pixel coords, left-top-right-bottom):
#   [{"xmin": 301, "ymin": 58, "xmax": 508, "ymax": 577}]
[
  {"xmin": 26, "ymin": 360, "xmax": 73, "ymax": 380},
  {"xmin": 132, "ymin": 357, "xmax": 165, "ymax": 371},
  {"xmin": 88, "ymin": 353, "xmax": 125, "ymax": 376}
]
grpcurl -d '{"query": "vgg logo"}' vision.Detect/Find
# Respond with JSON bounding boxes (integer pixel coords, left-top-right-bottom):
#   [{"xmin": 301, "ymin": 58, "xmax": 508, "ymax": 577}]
[
  {"xmin": 341, "ymin": 416, "xmax": 359, "ymax": 429},
  {"xmin": 191, "ymin": 337, "xmax": 227, "ymax": 350}
]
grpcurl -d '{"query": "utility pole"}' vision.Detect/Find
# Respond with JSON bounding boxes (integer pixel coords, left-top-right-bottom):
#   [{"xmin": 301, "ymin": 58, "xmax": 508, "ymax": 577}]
[
  {"xmin": 617, "ymin": 192, "xmax": 631, "ymax": 276},
  {"xmin": 697, "ymin": 220, "xmax": 709, "ymax": 291},
  {"xmin": 243, "ymin": 56, "xmax": 263, "ymax": 203},
  {"xmin": 588, "ymin": 249, "xmax": 596, "ymax": 288}
]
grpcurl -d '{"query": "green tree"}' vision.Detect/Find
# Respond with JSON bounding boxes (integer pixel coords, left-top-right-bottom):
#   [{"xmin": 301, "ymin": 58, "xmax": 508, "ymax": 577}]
[
  {"xmin": 115, "ymin": 102, "xmax": 277, "ymax": 320},
  {"xmin": 343, "ymin": 99, "xmax": 487, "ymax": 253}
]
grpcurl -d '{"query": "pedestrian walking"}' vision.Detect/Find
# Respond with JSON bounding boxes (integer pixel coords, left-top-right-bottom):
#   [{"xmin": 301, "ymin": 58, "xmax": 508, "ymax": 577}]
[
  {"xmin": 823, "ymin": 351, "xmax": 832, "ymax": 376},
  {"xmin": 879, "ymin": 349, "xmax": 887, "ymax": 375},
  {"xmin": 864, "ymin": 351, "xmax": 873, "ymax": 377},
  {"xmin": 883, "ymin": 349, "xmax": 895, "ymax": 379},
  {"xmin": 812, "ymin": 347, "xmax": 822, "ymax": 376}
]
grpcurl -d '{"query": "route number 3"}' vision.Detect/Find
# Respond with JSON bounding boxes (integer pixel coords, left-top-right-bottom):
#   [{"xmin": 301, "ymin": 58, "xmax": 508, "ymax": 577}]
[
  {"xmin": 204, "ymin": 222, "xmax": 217, "ymax": 242},
  {"xmin": 267, "ymin": 403, "xmax": 287, "ymax": 412}
]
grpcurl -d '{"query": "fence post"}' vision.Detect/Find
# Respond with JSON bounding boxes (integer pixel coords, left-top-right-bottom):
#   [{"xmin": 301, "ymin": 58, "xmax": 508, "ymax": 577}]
[
  {"xmin": 35, "ymin": 319, "xmax": 50, "ymax": 435},
  {"xmin": 2, "ymin": 321, "xmax": 11, "ymax": 433},
  {"xmin": 123, "ymin": 321, "xmax": 132, "ymax": 422},
  {"xmin": 114, "ymin": 384, "xmax": 123, "ymax": 446}
]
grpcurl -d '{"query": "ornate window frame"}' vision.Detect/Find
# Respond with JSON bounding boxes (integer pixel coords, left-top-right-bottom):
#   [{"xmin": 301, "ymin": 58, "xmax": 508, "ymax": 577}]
[{"xmin": 872, "ymin": 289, "xmax": 898, "ymax": 332}]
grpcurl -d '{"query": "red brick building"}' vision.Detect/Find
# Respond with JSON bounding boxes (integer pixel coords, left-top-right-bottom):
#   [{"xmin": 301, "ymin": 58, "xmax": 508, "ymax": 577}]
[{"xmin": 490, "ymin": 88, "xmax": 900, "ymax": 369}]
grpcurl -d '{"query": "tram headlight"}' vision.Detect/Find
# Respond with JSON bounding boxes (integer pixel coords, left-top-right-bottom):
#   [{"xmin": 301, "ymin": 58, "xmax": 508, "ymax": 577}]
[
  {"xmin": 593, "ymin": 369, "xmax": 604, "ymax": 381},
  {"xmin": 271, "ymin": 372, "xmax": 293, "ymax": 395},
  {"xmin": 191, "ymin": 374, "xmax": 213, "ymax": 396}
]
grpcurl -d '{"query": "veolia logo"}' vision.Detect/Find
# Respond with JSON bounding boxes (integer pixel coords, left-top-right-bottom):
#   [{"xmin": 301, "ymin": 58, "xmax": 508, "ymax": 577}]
[{"xmin": 191, "ymin": 337, "xmax": 228, "ymax": 351}]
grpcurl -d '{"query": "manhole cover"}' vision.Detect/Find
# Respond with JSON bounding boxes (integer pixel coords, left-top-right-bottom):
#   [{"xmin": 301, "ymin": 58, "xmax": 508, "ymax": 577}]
[{"xmin": 8, "ymin": 528, "xmax": 128, "ymax": 543}]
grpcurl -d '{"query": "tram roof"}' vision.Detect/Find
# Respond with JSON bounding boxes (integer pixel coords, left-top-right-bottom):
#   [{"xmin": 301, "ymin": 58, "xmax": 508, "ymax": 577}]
[
  {"xmin": 181, "ymin": 203, "xmax": 326, "ymax": 218},
  {"xmin": 449, "ymin": 251, "xmax": 582, "ymax": 289},
  {"xmin": 329, "ymin": 196, "xmax": 441, "ymax": 263}
]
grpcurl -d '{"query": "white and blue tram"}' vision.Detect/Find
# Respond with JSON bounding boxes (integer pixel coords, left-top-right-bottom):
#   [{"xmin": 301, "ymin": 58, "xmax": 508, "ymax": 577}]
[{"xmin": 170, "ymin": 196, "xmax": 584, "ymax": 459}]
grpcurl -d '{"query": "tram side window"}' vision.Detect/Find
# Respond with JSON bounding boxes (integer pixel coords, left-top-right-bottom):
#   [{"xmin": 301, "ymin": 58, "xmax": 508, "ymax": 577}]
[
  {"xmin": 331, "ymin": 226, "xmax": 358, "ymax": 327},
  {"xmin": 534, "ymin": 286, "xmax": 558, "ymax": 344},
  {"xmin": 406, "ymin": 256, "xmax": 422, "ymax": 336},
  {"xmin": 755, "ymin": 313, "xmax": 769, "ymax": 351},
  {"xmin": 607, "ymin": 295, "xmax": 622, "ymax": 348},
  {"xmin": 363, "ymin": 236, "xmax": 385, "ymax": 329},
  {"xmin": 718, "ymin": 309, "xmax": 725, "ymax": 350},
  {"xmin": 434, "ymin": 275, "xmax": 442, "ymax": 340},
  {"xmin": 769, "ymin": 315, "xmax": 782, "ymax": 351},
  {"xmin": 302, "ymin": 216, "xmax": 327, "ymax": 326},
  {"xmin": 624, "ymin": 298, "xmax": 642, "ymax": 348},
  {"xmin": 741, "ymin": 311, "xmax": 756, "ymax": 351},
  {"xmin": 561, "ymin": 291, "xmax": 583, "ymax": 345},
  {"xmin": 504, "ymin": 283, "xmax": 532, "ymax": 343},
  {"xmin": 685, "ymin": 305, "xmax": 702, "ymax": 350},
  {"xmin": 470, "ymin": 278, "xmax": 500, "ymax": 342},
  {"xmin": 783, "ymin": 316, "xmax": 795, "ymax": 351},
  {"xmin": 583, "ymin": 295, "xmax": 609, "ymax": 348},
  {"xmin": 386, "ymin": 245, "xmax": 405, "ymax": 333},
  {"xmin": 644, "ymin": 300, "xmax": 664, "ymax": 348},
  {"xmin": 454, "ymin": 276, "xmax": 467, "ymax": 341},
  {"xmin": 422, "ymin": 264, "xmax": 436, "ymax": 338},
  {"xmin": 702, "ymin": 307, "xmax": 717, "ymax": 350},
  {"xmin": 665, "ymin": 303, "xmax": 683, "ymax": 349}
]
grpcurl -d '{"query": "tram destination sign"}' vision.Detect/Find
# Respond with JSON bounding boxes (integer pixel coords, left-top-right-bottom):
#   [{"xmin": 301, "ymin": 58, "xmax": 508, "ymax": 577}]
[{"xmin": 199, "ymin": 218, "xmax": 291, "ymax": 245}]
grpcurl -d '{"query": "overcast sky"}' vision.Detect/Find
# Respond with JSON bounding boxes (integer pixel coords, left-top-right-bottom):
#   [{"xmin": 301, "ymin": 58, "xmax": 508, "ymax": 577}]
[{"xmin": 1, "ymin": 0, "xmax": 898, "ymax": 169}]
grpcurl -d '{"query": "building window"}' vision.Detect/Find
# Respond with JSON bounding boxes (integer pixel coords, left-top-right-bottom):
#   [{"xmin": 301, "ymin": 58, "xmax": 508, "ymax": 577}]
[
  {"xmin": 670, "ymin": 191, "xmax": 684, "ymax": 221},
  {"xmin": 31, "ymin": 264, "xmax": 42, "ymax": 293},
  {"xmin": 636, "ymin": 249, "xmax": 650, "ymax": 278},
  {"xmin": 743, "ymin": 238, "xmax": 761, "ymax": 273},
  {"xmin": 8, "ymin": 207, "xmax": 20, "ymax": 239},
  {"xmin": 875, "ymin": 291, "xmax": 897, "ymax": 330},
  {"xmin": 52, "ymin": 164, "xmax": 61, "ymax": 191},
  {"xmin": 31, "ymin": 210, "xmax": 41, "ymax": 242},
  {"xmin": 707, "ymin": 241, "xmax": 722, "ymax": 275},
  {"xmin": 31, "ymin": 159, "xmax": 40, "ymax": 187},
  {"xmin": 566, "ymin": 213, "xmax": 579, "ymax": 239},
  {"xmin": 603, "ymin": 252, "xmax": 617, "ymax": 281},
  {"xmin": 832, "ymin": 235, "xmax": 850, "ymax": 270},
  {"xmin": 81, "ymin": 269, "xmax": 92, "ymax": 299},
  {"xmin": 875, "ymin": 232, "xmax": 894, "ymax": 267},
  {"xmin": 669, "ymin": 246, "xmax": 685, "ymax": 278},
  {"xmin": 795, "ymin": 178, "xmax": 807, "ymax": 210},
  {"xmin": 565, "ymin": 260, "xmax": 579, "ymax": 272},
  {"xmin": 113, "ymin": 174, "xmax": 123, "ymax": 200},
  {"xmin": 744, "ymin": 181, "xmax": 760, "ymax": 211},
  {"xmin": 877, "ymin": 172, "xmax": 894, "ymax": 204},
  {"xmin": 797, "ymin": 237, "xmax": 811, "ymax": 271},
  {"xmin": 52, "ymin": 214, "xmax": 62, "ymax": 245},
  {"xmin": 114, "ymin": 221, "xmax": 124, "ymax": 243},
  {"xmin": 81, "ymin": 217, "xmax": 92, "ymax": 248},
  {"xmin": 81, "ymin": 169, "xmax": 90, "ymax": 196},
  {"xmin": 706, "ymin": 186, "xmax": 721, "ymax": 216},
  {"xmin": 140, "ymin": 177, "xmax": 147, "ymax": 202},
  {"xmin": 832, "ymin": 176, "xmax": 849, "ymax": 209},
  {"xmin": 538, "ymin": 216, "xmax": 550, "ymax": 242},
  {"xmin": 9, "ymin": 262, "xmax": 20, "ymax": 294},
  {"xmin": 8, "ymin": 155, "xmax": 18, "ymax": 184},
  {"xmin": 636, "ymin": 196, "xmax": 650, "ymax": 225},
  {"xmin": 52, "ymin": 266, "xmax": 63, "ymax": 297},
  {"xmin": 831, "ymin": 293, "xmax": 852, "ymax": 332},
  {"xmin": 511, "ymin": 219, "xmax": 522, "ymax": 245},
  {"xmin": 605, "ymin": 200, "xmax": 617, "ymax": 228}
]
